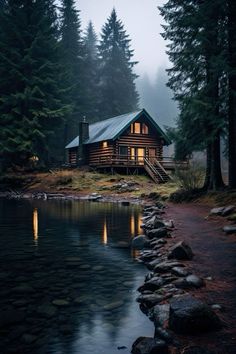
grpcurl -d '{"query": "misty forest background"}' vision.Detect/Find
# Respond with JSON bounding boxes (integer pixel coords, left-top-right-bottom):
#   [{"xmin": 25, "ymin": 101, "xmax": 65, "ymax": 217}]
[{"xmin": 0, "ymin": 0, "xmax": 235, "ymax": 190}]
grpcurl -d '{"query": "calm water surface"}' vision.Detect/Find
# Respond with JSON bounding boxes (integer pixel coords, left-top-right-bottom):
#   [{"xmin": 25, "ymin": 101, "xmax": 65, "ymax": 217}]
[{"xmin": 0, "ymin": 199, "xmax": 153, "ymax": 354}]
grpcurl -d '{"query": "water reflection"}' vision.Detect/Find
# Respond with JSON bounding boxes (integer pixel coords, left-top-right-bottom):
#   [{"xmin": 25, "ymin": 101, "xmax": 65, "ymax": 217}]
[
  {"xmin": 33, "ymin": 208, "xmax": 38, "ymax": 245},
  {"xmin": 103, "ymin": 218, "xmax": 108, "ymax": 245},
  {"xmin": 0, "ymin": 199, "xmax": 153, "ymax": 354}
]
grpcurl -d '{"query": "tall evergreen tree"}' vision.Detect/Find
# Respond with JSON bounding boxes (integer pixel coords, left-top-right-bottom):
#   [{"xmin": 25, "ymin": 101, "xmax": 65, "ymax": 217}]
[
  {"xmin": 227, "ymin": 0, "xmax": 236, "ymax": 188},
  {"xmin": 83, "ymin": 21, "xmax": 100, "ymax": 122},
  {"xmin": 98, "ymin": 9, "xmax": 139, "ymax": 119},
  {"xmin": 59, "ymin": 0, "xmax": 85, "ymax": 144},
  {"xmin": 159, "ymin": 0, "xmax": 226, "ymax": 190},
  {"xmin": 0, "ymin": 0, "xmax": 69, "ymax": 167}
]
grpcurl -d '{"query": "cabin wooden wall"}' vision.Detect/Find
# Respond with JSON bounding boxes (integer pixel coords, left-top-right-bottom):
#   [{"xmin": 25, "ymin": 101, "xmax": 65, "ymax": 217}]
[
  {"xmin": 87, "ymin": 142, "xmax": 115, "ymax": 166},
  {"xmin": 68, "ymin": 148, "xmax": 77, "ymax": 165}
]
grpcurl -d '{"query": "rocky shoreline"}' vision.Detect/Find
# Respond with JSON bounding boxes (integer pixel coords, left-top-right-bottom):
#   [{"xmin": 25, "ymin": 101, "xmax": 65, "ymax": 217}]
[
  {"xmin": 0, "ymin": 190, "xmax": 144, "ymax": 205},
  {"xmin": 130, "ymin": 201, "xmax": 236, "ymax": 354}
]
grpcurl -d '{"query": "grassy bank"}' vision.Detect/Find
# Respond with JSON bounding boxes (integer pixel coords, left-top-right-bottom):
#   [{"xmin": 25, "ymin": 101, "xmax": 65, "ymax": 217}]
[{"xmin": 0, "ymin": 168, "xmax": 178, "ymax": 199}]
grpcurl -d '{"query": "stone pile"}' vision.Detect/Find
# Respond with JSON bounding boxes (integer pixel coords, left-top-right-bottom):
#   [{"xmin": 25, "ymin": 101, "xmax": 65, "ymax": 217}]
[
  {"xmin": 131, "ymin": 202, "xmax": 222, "ymax": 354},
  {"xmin": 209, "ymin": 205, "xmax": 236, "ymax": 235}
]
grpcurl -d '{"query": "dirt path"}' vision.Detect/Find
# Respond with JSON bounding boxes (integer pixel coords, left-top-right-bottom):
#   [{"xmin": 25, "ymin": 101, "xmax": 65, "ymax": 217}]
[{"xmin": 165, "ymin": 203, "xmax": 236, "ymax": 354}]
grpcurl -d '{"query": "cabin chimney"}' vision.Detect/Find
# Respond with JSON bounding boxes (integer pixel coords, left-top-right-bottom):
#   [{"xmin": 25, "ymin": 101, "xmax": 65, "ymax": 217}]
[{"xmin": 78, "ymin": 117, "xmax": 89, "ymax": 165}]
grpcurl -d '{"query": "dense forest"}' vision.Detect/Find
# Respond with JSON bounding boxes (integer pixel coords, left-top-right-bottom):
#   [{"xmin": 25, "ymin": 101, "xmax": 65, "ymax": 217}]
[
  {"xmin": 0, "ymin": 0, "xmax": 139, "ymax": 167},
  {"xmin": 0, "ymin": 0, "xmax": 235, "ymax": 191},
  {"xmin": 159, "ymin": 0, "xmax": 236, "ymax": 189}
]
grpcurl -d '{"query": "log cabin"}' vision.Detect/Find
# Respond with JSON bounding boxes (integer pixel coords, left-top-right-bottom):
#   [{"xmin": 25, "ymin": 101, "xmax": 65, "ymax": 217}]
[{"xmin": 65, "ymin": 109, "xmax": 182, "ymax": 183}]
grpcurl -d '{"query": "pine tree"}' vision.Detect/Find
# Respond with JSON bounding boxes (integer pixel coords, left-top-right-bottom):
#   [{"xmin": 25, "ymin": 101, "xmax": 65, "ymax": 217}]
[
  {"xmin": 59, "ymin": 0, "xmax": 85, "ymax": 144},
  {"xmin": 0, "ymin": 0, "xmax": 69, "ymax": 168},
  {"xmin": 227, "ymin": 0, "xmax": 236, "ymax": 188},
  {"xmin": 159, "ymin": 0, "xmax": 226, "ymax": 190},
  {"xmin": 98, "ymin": 9, "xmax": 139, "ymax": 119},
  {"xmin": 83, "ymin": 21, "xmax": 100, "ymax": 122}
]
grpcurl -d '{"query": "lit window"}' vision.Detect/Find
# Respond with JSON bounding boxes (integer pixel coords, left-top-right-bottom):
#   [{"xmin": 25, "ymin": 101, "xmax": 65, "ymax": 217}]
[
  {"xmin": 102, "ymin": 141, "xmax": 108, "ymax": 148},
  {"xmin": 142, "ymin": 124, "xmax": 149, "ymax": 134},
  {"xmin": 131, "ymin": 122, "xmax": 142, "ymax": 134}
]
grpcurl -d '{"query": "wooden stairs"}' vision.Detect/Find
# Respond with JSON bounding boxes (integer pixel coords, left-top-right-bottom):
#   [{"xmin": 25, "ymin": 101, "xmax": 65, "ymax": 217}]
[{"xmin": 144, "ymin": 158, "xmax": 171, "ymax": 184}]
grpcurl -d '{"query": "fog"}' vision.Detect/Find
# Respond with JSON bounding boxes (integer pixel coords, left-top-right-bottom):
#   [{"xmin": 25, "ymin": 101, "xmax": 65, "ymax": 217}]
[{"xmin": 76, "ymin": 0, "xmax": 177, "ymax": 126}]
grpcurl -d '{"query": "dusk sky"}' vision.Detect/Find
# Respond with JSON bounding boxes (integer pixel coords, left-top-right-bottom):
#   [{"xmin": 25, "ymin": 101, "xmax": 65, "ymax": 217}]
[{"xmin": 76, "ymin": 0, "xmax": 168, "ymax": 82}]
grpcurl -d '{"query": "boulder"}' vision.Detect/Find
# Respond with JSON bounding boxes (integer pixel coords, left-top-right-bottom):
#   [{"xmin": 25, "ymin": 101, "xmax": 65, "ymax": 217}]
[
  {"xmin": 138, "ymin": 277, "xmax": 165, "ymax": 293},
  {"xmin": 131, "ymin": 337, "xmax": 169, "ymax": 354},
  {"xmin": 132, "ymin": 235, "xmax": 150, "ymax": 250},
  {"xmin": 210, "ymin": 207, "xmax": 225, "ymax": 216},
  {"xmin": 151, "ymin": 304, "xmax": 170, "ymax": 327},
  {"xmin": 185, "ymin": 275, "xmax": 205, "ymax": 288},
  {"xmin": 210, "ymin": 205, "xmax": 235, "ymax": 216},
  {"xmin": 168, "ymin": 241, "xmax": 194, "ymax": 260},
  {"xmin": 223, "ymin": 225, "xmax": 236, "ymax": 234},
  {"xmin": 147, "ymin": 228, "xmax": 168, "ymax": 239},
  {"xmin": 171, "ymin": 267, "xmax": 190, "ymax": 277},
  {"xmin": 221, "ymin": 205, "xmax": 235, "ymax": 216},
  {"xmin": 154, "ymin": 261, "xmax": 184, "ymax": 273},
  {"xmin": 169, "ymin": 295, "xmax": 222, "ymax": 334},
  {"xmin": 137, "ymin": 294, "xmax": 170, "ymax": 309},
  {"xmin": 144, "ymin": 216, "xmax": 165, "ymax": 230}
]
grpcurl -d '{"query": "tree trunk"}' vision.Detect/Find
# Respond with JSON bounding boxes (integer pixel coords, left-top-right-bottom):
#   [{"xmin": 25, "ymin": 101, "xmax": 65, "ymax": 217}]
[{"xmin": 228, "ymin": 0, "xmax": 236, "ymax": 188}]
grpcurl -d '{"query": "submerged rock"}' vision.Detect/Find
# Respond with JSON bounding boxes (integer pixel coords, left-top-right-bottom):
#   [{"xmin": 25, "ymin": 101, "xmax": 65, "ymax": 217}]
[
  {"xmin": 169, "ymin": 295, "xmax": 222, "ymax": 334},
  {"xmin": 168, "ymin": 241, "xmax": 194, "ymax": 260},
  {"xmin": 131, "ymin": 336, "xmax": 169, "ymax": 354},
  {"xmin": 103, "ymin": 301, "xmax": 124, "ymax": 311}
]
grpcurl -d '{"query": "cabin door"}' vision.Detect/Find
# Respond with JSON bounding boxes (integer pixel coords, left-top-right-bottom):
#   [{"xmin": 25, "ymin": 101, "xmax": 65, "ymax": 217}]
[
  {"xmin": 149, "ymin": 148, "xmax": 156, "ymax": 163},
  {"xmin": 131, "ymin": 147, "xmax": 145, "ymax": 165}
]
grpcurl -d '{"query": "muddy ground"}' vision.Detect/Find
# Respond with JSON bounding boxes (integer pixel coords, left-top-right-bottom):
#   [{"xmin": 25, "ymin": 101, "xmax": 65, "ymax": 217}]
[{"xmin": 165, "ymin": 203, "xmax": 236, "ymax": 353}]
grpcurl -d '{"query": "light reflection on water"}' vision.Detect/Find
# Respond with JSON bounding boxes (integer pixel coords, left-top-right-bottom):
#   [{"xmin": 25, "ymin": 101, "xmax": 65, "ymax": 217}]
[{"xmin": 0, "ymin": 199, "xmax": 153, "ymax": 354}]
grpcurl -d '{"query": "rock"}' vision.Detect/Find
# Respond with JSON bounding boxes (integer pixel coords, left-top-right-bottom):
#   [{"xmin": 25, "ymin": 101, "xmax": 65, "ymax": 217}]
[
  {"xmin": 185, "ymin": 275, "xmax": 205, "ymax": 288},
  {"xmin": 210, "ymin": 207, "xmax": 225, "ymax": 215},
  {"xmin": 169, "ymin": 295, "xmax": 222, "ymax": 334},
  {"xmin": 132, "ymin": 235, "xmax": 150, "ymax": 250},
  {"xmin": 138, "ymin": 277, "xmax": 165, "ymax": 293},
  {"xmin": 154, "ymin": 327, "xmax": 173, "ymax": 344},
  {"xmin": 181, "ymin": 346, "xmax": 216, "ymax": 354},
  {"xmin": 37, "ymin": 304, "xmax": 57, "ymax": 318},
  {"xmin": 0, "ymin": 310, "xmax": 25, "ymax": 328},
  {"xmin": 168, "ymin": 241, "xmax": 194, "ymax": 260},
  {"xmin": 210, "ymin": 205, "xmax": 235, "ymax": 216},
  {"xmin": 131, "ymin": 336, "xmax": 169, "ymax": 354},
  {"xmin": 223, "ymin": 225, "xmax": 236, "ymax": 234},
  {"xmin": 147, "ymin": 228, "xmax": 168, "ymax": 239},
  {"xmin": 151, "ymin": 304, "xmax": 170, "ymax": 327},
  {"xmin": 171, "ymin": 267, "xmax": 190, "ymax": 277},
  {"xmin": 144, "ymin": 216, "xmax": 165, "ymax": 230},
  {"xmin": 103, "ymin": 301, "xmax": 124, "ymax": 311},
  {"xmin": 147, "ymin": 258, "xmax": 161, "ymax": 270},
  {"xmin": 52, "ymin": 299, "xmax": 70, "ymax": 307},
  {"xmin": 211, "ymin": 304, "xmax": 222, "ymax": 311},
  {"xmin": 154, "ymin": 261, "xmax": 184, "ymax": 273},
  {"xmin": 164, "ymin": 220, "xmax": 174, "ymax": 229},
  {"xmin": 221, "ymin": 205, "xmax": 235, "ymax": 216},
  {"xmin": 137, "ymin": 294, "xmax": 170, "ymax": 309}
]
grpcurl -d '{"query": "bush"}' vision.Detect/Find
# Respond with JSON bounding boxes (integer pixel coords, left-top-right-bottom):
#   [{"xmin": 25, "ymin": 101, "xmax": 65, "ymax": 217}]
[{"xmin": 173, "ymin": 162, "xmax": 205, "ymax": 191}]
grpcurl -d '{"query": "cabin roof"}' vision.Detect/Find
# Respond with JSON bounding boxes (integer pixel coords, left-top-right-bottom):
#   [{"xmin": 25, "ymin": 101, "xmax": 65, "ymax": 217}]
[{"xmin": 65, "ymin": 108, "xmax": 171, "ymax": 149}]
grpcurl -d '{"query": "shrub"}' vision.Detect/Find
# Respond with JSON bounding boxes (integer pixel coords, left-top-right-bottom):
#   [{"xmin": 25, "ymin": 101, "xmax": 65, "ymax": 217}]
[{"xmin": 173, "ymin": 162, "xmax": 205, "ymax": 191}]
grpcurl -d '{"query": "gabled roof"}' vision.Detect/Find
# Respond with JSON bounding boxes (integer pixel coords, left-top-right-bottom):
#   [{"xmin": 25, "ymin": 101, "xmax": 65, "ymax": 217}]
[{"xmin": 65, "ymin": 109, "xmax": 171, "ymax": 149}]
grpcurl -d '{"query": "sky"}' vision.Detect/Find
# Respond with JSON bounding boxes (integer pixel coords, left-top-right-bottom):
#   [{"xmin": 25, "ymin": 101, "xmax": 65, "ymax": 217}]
[{"xmin": 76, "ymin": 0, "xmax": 168, "ymax": 82}]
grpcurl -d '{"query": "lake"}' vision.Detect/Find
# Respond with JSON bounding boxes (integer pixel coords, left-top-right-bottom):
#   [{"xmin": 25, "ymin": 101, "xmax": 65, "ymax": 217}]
[{"xmin": 0, "ymin": 198, "xmax": 153, "ymax": 354}]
